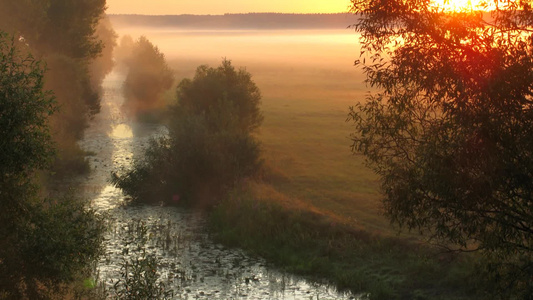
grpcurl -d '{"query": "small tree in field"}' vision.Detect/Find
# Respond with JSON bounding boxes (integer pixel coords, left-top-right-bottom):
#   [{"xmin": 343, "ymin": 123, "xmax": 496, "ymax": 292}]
[
  {"xmin": 177, "ymin": 60, "xmax": 263, "ymax": 133},
  {"xmin": 113, "ymin": 60, "xmax": 262, "ymax": 207},
  {"xmin": 349, "ymin": 0, "xmax": 532, "ymax": 296}
]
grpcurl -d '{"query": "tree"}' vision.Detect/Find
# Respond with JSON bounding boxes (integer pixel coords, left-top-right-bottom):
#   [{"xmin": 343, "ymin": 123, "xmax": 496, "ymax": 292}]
[
  {"xmin": 0, "ymin": 0, "xmax": 115, "ymax": 176},
  {"xmin": 177, "ymin": 60, "xmax": 263, "ymax": 133},
  {"xmin": 89, "ymin": 15, "xmax": 118, "ymax": 93},
  {"xmin": 113, "ymin": 60, "xmax": 262, "ymax": 207},
  {"xmin": 121, "ymin": 36, "xmax": 174, "ymax": 118},
  {"xmin": 0, "ymin": 32, "xmax": 103, "ymax": 298},
  {"xmin": 348, "ymin": 0, "xmax": 532, "ymax": 296},
  {"xmin": 0, "ymin": 34, "xmax": 55, "ymax": 219},
  {"xmin": 0, "ymin": 0, "xmax": 107, "ymax": 59}
]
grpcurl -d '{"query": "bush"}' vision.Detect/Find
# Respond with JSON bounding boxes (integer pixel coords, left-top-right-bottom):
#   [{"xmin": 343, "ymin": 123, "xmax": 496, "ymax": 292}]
[
  {"xmin": 113, "ymin": 111, "xmax": 262, "ymax": 207},
  {"xmin": 177, "ymin": 60, "xmax": 263, "ymax": 133},
  {"xmin": 113, "ymin": 60, "xmax": 263, "ymax": 207}
]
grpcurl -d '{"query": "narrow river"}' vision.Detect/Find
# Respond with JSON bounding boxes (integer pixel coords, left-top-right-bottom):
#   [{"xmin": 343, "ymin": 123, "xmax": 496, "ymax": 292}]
[{"xmin": 77, "ymin": 71, "xmax": 364, "ymax": 299}]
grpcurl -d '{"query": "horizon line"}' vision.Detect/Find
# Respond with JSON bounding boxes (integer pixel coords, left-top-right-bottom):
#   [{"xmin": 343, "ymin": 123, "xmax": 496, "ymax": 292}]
[{"xmin": 107, "ymin": 12, "xmax": 352, "ymax": 17}]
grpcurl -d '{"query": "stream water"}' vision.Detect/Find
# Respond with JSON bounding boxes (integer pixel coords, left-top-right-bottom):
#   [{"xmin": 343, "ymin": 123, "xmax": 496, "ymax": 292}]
[{"xmin": 77, "ymin": 71, "xmax": 365, "ymax": 299}]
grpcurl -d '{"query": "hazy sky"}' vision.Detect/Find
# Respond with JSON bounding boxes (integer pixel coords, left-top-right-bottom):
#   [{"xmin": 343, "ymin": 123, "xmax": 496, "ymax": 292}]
[{"xmin": 106, "ymin": 0, "xmax": 352, "ymax": 15}]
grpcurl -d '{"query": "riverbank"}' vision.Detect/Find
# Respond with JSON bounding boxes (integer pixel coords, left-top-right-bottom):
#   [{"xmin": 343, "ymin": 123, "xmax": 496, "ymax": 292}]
[{"xmin": 209, "ymin": 181, "xmax": 485, "ymax": 300}]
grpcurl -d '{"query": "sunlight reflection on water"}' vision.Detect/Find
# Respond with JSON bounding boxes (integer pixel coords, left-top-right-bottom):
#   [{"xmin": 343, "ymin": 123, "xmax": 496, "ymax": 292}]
[
  {"xmin": 110, "ymin": 123, "xmax": 133, "ymax": 139},
  {"xmin": 91, "ymin": 185, "xmax": 122, "ymax": 211}
]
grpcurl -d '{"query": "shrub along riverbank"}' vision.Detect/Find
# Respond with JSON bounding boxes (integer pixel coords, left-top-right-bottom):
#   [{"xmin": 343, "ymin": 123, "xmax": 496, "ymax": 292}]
[{"xmin": 112, "ymin": 60, "xmax": 263, "ymax": 207}]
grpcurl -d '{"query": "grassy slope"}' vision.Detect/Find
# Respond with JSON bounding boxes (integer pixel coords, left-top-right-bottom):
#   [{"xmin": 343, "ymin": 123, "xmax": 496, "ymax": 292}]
[{"xmin": 250, "ymin": 61, "xmax": 402, "ymax": 234}]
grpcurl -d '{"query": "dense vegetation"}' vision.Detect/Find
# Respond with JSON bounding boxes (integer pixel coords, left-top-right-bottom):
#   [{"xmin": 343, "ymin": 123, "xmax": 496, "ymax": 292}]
[
  {"xmin": 0, "ymin": 0, "xmax": 115, "ymax": 297},
  {"xmin": 0, "ymin": 0, "xmax": 116, "ymax": 176},
  {"xmin": 112, "ymin": 60, "xmax": 263, "ymax": 207},
  {"xmin": 0, "ymin": 32, "xmax": 103, "ymax": 299},
  {"xmin": 349, "ymin": 0, "xmax": 533, "ymax": 297}
]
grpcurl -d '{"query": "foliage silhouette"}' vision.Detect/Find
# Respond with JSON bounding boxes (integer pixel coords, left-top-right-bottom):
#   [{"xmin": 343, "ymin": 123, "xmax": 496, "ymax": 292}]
[
  {"xmin": 0, "ymin": 0, "xmax": 116, "ymax": 176},
  {"xmin": 177, "ymin": 59, "xmax": 263, "ymax": 133},
  {"xmin": 349, "ymin": 0, "xmax": 532, "ymax": 297}
]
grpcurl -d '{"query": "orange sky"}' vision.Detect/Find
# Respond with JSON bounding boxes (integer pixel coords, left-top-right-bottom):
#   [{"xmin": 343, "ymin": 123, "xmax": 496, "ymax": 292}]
[{"xmin": 106, "ymin": 0, "xmax": 352, "ymax": 15}]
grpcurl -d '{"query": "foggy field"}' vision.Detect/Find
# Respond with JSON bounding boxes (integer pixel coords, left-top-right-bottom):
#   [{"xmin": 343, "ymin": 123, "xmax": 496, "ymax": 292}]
[{"xmin": 113, "ymin": 25, "xmax": 390, "ymax": 233}]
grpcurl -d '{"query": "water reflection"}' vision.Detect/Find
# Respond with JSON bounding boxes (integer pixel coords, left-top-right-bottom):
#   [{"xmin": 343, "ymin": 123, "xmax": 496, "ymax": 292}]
[
  {"xmin": 91, "ymin": 185, "xmax": 122, "ymax": 211},
  {"xmin": 110, "ymin": 123, "xmax": 133, "ymax": 139},
  {"xmin": 98, "ymin": 207, "xmax": 364, "ymax": 300}
]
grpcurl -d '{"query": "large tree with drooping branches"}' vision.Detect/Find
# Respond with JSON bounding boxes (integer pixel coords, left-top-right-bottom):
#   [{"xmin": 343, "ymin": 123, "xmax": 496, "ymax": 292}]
[{"xmin": 349, "ymin": 0, "xmax": 532, "ymax": 296}]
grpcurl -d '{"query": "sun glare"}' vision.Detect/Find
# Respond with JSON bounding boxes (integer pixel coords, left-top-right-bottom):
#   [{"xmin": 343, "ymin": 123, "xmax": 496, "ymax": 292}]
[
  {"xmin": 432, "ymin": 0, "xmax": 504, "ymax": 12},
  {"xmin": 433, "ymin": 0, "xmax": 476, "ymax": 11}
]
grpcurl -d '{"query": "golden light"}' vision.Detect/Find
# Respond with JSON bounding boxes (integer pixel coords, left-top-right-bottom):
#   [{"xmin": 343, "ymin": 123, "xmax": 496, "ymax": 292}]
[
  {"xmin": 431, "ymin": 0, "xmax": 505, "ymax": 12},
  {"xmin": 432, "ymin": 0, "xmax": 477, "ymax": 11},
  {"xmin": 111, "ymin": 124, "xmax": 133, "ymax": 139}
]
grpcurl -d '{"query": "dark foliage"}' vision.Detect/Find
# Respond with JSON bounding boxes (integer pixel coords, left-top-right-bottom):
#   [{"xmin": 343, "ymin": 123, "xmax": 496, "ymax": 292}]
[
  {"xmin": 0, "ymin": 0, "xmax": 116, "ymax": 176},
  {"xmin": 348, "ymin": 0, "xmax": 532, "ymax": 297},
  {"xmin": 177, "ymin": 60, "xmax": 263, "ymax": 133},
  {"xmin": 0, "ymin": 0, "xmax": 106, "ymax": 59},
  {"xmin": 0, "ymin": 33, "xmax": 104, "ymax": 298}
]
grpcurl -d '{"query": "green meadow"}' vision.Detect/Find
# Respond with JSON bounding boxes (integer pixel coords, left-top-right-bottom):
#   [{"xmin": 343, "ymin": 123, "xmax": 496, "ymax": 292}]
[{"xmin": 251, "ymin": 65, "xmax": 389, "ymax": 233}]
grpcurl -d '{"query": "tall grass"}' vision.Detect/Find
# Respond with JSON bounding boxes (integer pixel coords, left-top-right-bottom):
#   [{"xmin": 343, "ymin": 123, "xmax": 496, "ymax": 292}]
[{"xmin": 210, "ymin": 182, "xmax": 485, "ymax": 300}]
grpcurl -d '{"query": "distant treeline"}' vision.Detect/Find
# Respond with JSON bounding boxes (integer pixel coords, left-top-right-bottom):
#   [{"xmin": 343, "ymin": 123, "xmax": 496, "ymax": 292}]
[{"xmin": 109, "ymin": 13, "xmax": 358, "ymax": 30}]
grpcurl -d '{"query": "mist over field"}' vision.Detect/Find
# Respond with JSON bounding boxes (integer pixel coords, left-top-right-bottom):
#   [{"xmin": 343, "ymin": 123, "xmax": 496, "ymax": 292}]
[{"xmin": 109, "ymin": 14, "xmax": 366, "ymax": 100}]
